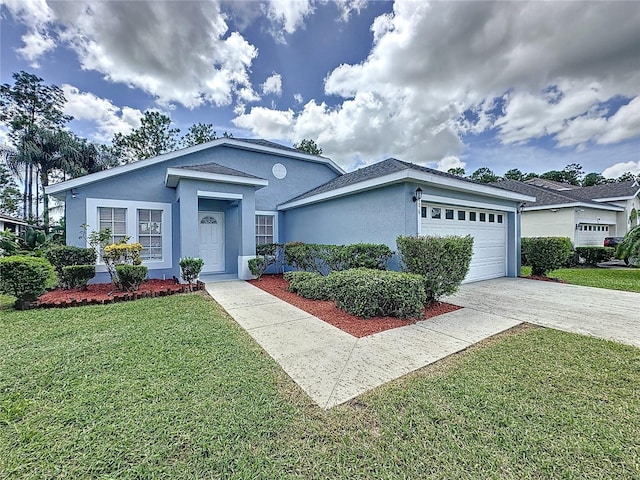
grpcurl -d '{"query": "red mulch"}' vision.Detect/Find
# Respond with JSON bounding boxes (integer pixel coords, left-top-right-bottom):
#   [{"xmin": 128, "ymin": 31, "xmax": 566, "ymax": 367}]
[
  {"xmin": 248, "ymin": 274, "xmax": 462, "ymax": 338},
  {"xmin": 521, "ymin": 275, "xmax": 568, "ymax": 283},
  {"xmin": 38, "ymin": 279, "xmax": 200, "ymax": 308}
]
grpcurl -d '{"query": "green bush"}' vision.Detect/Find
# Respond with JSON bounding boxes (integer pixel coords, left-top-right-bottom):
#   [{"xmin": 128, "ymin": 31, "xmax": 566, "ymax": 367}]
[
  {"xmin": 616, "ymin": 225, "xmax": 640, "ymax": 266},
  {"xmin": 252, "ymin": 243, "xmax": 282, "ymax": 277},
  {"xmin": 574, "ymin": 246, "xmax": 615, "ymax": 266},
  {"xmin": 284, "ymin": 242, "xmax": 393, "ymax": 274},
  {"xmin": 45, "ymin": 245, "xmax": 97, "ymax": 288},
  {"xmin": 0, "ymin": 255, "xmax": 57, "ymax": 305},
  {"xmin": 284, "ymin": 271, "xmax": 332, "ymax": 300},
  {"xmin": 521, "ymin": 237, "xmax": 573, "ymax": 276},
  {"xmin": 328, "ymin": 268, "xmax": 426, "ymax": 319},
  {"xmin": 0, "ymin": 230, "xmax": 21, "ymax": 257},
  {"xmin": 397, "ymin": 235, "xmax": 474, "ymax": 302},
  {"xmin": 61, "ymin": 265, "xmax": 96, "ymax": 290},
  {"xmin": 248, "ymin": 257, "xmax": 267, "ymax": 279},
  {"xmin": 115, "ymin": 264, "xmax": 148, "ymax": 292},
  {"xmin": 180, "ymin": 257, "xmax": 204, "ymax": 285}
]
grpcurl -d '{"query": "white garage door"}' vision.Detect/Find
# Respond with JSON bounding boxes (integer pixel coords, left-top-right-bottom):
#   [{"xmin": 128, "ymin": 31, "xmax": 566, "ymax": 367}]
[
  {"xmin": 576, "ymin": 223, "xmax": 612, "ymax": 247},
  {"xmin": 420, "ymin": 204, "xmax": 507, "ymax": 283}
]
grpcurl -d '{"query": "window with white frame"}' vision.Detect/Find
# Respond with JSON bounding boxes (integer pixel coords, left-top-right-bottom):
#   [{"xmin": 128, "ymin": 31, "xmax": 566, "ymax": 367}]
[
  {"xmin": 255, "ymin": 214, "xmax": 275, "ymax": 245},
  {"xmin": 86, "ymin": 198, "xmax": 172, "ymax": 269}
]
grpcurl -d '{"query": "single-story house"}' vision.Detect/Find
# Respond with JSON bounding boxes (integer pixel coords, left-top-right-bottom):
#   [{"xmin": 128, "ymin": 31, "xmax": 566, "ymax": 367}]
[
  {"xmin": 494, "ymin": 178, "xmax": 640, "ymax": 246},
  {"xmin": 45, "ymin": 138, "xmax": 533, "ymax": 282},
  {"xmin": 0, "ymin": 212, "xmax": 29, "ymax": 234}
]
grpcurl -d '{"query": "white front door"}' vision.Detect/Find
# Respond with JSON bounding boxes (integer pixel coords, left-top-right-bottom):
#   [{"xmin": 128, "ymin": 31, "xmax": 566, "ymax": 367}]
[{"xmin": 198, "ymin": 212, "xmax": 225, "ymax": 272}]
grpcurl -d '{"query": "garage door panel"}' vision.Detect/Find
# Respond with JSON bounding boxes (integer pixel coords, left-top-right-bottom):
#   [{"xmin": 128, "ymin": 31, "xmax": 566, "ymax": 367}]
[{"xmin": 421, "ymin": 203, "xmax": 507, "ymax": 283}]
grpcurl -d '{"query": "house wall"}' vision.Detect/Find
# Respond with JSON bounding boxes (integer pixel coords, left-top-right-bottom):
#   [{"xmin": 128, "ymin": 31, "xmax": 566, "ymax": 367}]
[{"xmin": 522, "ymin": 209, "xmax": 575, "ymax": 240}]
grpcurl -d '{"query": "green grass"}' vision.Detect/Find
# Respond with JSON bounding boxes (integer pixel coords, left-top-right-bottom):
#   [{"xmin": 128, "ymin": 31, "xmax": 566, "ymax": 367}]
[
  {"xmin": 521, "ymin": 266, "xmax": 640, "ymax": 292},
  {"xmin": 1, "ymin": 294, "xmax": 639, "ymax": 478}
]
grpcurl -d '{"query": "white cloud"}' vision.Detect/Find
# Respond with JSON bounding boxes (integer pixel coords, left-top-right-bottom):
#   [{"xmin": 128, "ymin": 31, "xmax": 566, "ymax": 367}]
[
  {"xmin": 433, "ymin": 155, "xmax": 466, "ymax": 173},
  {"xmin": 234, "ymin": 1, "xmax": 640, "ymax": 170},
  {"xmin": 262, "ymin": 73, "xmax": 282, "ymax": 96},
  {"xmin": 293, "ymin": 93, "xmax": 304, "ymax": 104},
  {"xmin": 61, "ymin": 85, "xmax": 143, "ymax": 142},
  {"xmin": 233, "ymin": 106, "xmax": 295, "ymax": 139},
  {"xmin": 6, "ymin": 1, "xmax": 259, "ymax": 109},
  {"xmin": 263, "ymin": 0, "xmax": 316, "ymax": 41},
  {"xmin": 602, "ymin": 161, "xmax": 640, "ymax": 179}
]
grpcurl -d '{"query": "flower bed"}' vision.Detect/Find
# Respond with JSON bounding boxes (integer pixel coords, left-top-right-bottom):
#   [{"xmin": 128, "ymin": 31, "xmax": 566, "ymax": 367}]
[
  {"xmin": 248, "ymin": 274, "xmax": 462, "ymax": 338},
  {"xmin": 38, "ymin": 279, "xmax": 204, "ymax": 308}
]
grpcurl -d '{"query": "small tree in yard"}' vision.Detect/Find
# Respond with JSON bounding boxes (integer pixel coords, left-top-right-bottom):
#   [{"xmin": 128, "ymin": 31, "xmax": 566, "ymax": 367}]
[
  {"xmin": 180, "ymin": 257, "xmax": 204, "ymax": 290},
  {"xmin": 521, "ymin": 237, "xmax": 573, "ymax": 276}
]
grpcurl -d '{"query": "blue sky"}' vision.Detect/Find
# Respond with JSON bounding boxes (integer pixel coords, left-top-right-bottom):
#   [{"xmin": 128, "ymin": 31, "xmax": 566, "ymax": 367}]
[{"xmin": 1, "ymin": 0, "xmax": 639, "ymax": 178}]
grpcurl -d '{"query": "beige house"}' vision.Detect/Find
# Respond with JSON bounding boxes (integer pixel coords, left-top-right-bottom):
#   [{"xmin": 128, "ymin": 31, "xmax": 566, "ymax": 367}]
[{"xmin": 494, "ymin": 179, "xmax": 640, "ymax": 246}]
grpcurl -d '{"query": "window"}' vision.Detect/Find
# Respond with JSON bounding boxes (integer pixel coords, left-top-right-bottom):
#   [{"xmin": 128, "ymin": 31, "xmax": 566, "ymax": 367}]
[
  {"xmin": 421, "ymin": 206, "xmax": 427, "ymax": 218},
  {"xmin": 479, "ymin": 212, "xmax": 486, "ymax": 222},
  {"xmin": 445, "ymin": 209, "xmax": 454, "ymax": 220},
  {"xmin": 256, "ymin": 214, "xmax": 274, "ymax": 245},
  {"xmin": 138, "ymin": 209, "xmax": 163, "ymax": 260},
  {"xmin": 99, "ymin": 207, "xmax": 127, "ymax": 244},
  {"xmin": 469, "ymin": 212, "xmax": 477, "ymax": 221},
  {"xmin": 497, "ymin": 214, "xmax": 503, "ymax": 224},
  {"xmin": 489, "ymin": 213, "xmax": 495, "ymax": 223},
  {"xmin": 431, "ymin": 207, "xmax": 441, "ymax": 219},
  {"xmin": 458, "ymin": 210, "xmax": 466, "ymax": 221}
]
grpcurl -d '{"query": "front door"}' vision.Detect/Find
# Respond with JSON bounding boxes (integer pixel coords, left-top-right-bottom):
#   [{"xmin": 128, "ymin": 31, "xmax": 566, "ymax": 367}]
[{"xmin": 198, "ymin": 212, "xmax": 225, "ymax": 272}]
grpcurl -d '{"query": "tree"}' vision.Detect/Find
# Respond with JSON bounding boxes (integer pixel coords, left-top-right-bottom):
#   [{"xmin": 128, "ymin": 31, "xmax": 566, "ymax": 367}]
[
  {"xmin": 180, "ymin": 123, "xmax": 233, "ymax": 148},
  {"xmin": 110, "ymin": 111, "xmax": 180, "ymax": 163},
  {"xmin": 540, "ymin": 163, "xmax": 583, "ymax": 186},
  {"xmin": 0, "ymin": 160, "xmax": 21, "ymax": 216},
  {"xmin": 447, "ymin": 167, "xmax": 466, "ymax": 176},
  {"xmin": 294, "ymin": 139, "xmax": 322, "ymax": 155},
  {"xmin": 504, "ymin": 168, "xmax": 524, "ymax": 181},
  {"xmin": 470, "ymin": 167, "xmax": 499, "ymax": 184},
  {"xmin": 582, "ymin": 172, "xmax": 606, "ymax": 187},
  {"xmin": 616, "ymin": 172, "xmax": 639, "ymax": 183},
  {"xmin": 0, "ymin": 71, "xmax": 72, "ymax": 221}
]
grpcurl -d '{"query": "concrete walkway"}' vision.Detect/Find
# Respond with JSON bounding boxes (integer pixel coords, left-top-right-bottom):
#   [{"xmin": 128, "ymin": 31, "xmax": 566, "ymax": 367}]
[
  {"xmin": 205, "ymin": 281, "xmax": 520, "ymax": 409},
  {"xmin": 449, "ymin": 278, "xmax": 640, "ymax": 348}
]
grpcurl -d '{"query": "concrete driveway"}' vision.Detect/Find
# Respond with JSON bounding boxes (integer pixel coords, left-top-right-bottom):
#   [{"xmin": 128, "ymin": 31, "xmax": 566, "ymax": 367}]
[{"xmin": 448, "ymin": 278, "xmax": 640, "ymax": 348}]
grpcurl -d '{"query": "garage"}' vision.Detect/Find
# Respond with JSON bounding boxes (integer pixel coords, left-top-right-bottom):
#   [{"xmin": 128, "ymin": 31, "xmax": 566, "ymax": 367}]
[
  {"xmin": 420, "ymin": 203, "xmax": 507, "ymax": 282},
  {"xmin": 576, "ymin": 223, "xmax": 612, "ymax": 246}
]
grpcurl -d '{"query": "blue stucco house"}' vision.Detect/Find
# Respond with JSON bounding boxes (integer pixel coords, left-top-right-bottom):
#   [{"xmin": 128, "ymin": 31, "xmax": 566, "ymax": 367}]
[{"xmin": 45, "ymin": 138, "xmax": 534, "ymax": 283}]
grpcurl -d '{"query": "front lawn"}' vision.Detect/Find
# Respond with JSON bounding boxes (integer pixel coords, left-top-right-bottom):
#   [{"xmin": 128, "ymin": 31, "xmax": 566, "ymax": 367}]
[
  {"xmin": 1, "ymin": 294, "xmax": 638, "ymax": 478},
  {"xmin": 520, "ymin": 266, "xmax": 640, "ymax": 292}
]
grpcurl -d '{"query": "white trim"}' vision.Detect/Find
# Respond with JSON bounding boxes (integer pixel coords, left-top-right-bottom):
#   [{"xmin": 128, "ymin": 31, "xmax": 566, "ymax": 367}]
[
  {"xmin": 524, "ymin": 202, "xmax": 624, "ymax": 212},
  {"xmin": 278, "ymin": 169, "xmax": 534, "ymax": 210},
  {"xmin": 85, "ymin": 198, "xmax": 173, "ymax": 271},
  {"xmin": 421, "ymin": 194, "xmax": 517, "ymax": 213},
  {"xmin": 197, "ymin": 190, "xmax": 243, "ymax": 200},
  {"xmin": 255, "ymin": 210, "xmax": 278, "ymax": 244},
  {"xmin": 165, "ymin": 168, "xmax": 269, "ymax": 188},
  {"xmin": 45, "ymin": 138, "xmax": 344, "ymax": 195}
]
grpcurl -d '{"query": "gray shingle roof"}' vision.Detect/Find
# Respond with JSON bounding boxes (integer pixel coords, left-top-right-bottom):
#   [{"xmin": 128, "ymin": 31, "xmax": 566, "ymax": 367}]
[
  {"xmin": 569, "ymin": 180, "xmax": 639, "ymax": 200},
  {"xmin": 524, "ymin": 178, "xmax": 580, "ymax": 190},
  {"xmin": 178, "ymin": 162, "xmax": 265, "ymax": 180}
]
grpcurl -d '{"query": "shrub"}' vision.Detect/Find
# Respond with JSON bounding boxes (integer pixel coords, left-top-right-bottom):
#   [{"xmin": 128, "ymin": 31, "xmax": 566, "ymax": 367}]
[
  {"xmin": 115, "ymin": 264, "xmax": 148, "ymax": 292},
  {"xmin": 284, "ymin": 271, "xmax": 332, "ymax": 300},
  {"xmin": 251, "ymin": 243, "xmax": 282, "ymax": 278},
  {"xmin": 0, "ymin": 255, "xmax": 57, "ymax": 307},
  {"xmin": 328, "ymin": 268, "xmax": 426, "ymax": 319},
  {"xmin": 284, "ymin": 242, "xmax": 337, "ymax": 274},
  {"xmin": 248, "ymin": 257, "xmax": 267, "ymax": 279},
  {"xmin": 103, "ymin": 242, "xmax": 143, "ymax": 287},
  {"xmin": 574, "ymin": 246, "xmax": 615, "ymax": 266},
  {"xmin": 45, "ymin": 245, "xmax": 97, "ymax": 288},
  {"xmin": 284, "ymin": 242, "xmax": 393, "ymax": 274},
  {"xmin": 616, "ymin": 225, "xmax": 640, "ymax": 266},
  {"xmin": 61, "ymin": 265, "xmax": 96, "ymax": 290},
  {"xmin": 521, "ymin": 237, "xmax": 573, "ymax": 276},
  {"xmin": 0, "ymin": 230, "xmax": 21, "ymax": 257},
  {"xmin": 180, "ymin": 257, "xmax": 204, "ymax": 287},
  {"xmin": 397, "ymin": 235, "xmax": 474, "ymax": 302}
]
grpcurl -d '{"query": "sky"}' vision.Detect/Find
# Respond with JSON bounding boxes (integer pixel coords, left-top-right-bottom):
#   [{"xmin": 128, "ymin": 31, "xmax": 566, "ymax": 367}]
[{"xmin": 1, "ymin": 0, "xmax": 639, "ymax": 178}]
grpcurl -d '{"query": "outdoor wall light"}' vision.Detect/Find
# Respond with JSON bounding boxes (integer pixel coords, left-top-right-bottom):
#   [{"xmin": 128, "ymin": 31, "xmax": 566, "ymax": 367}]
[
  {"xmin": 71, "ymin": 188, "xmax": 78, "ymax": 199},
  {"xmin": 518, "ymin": 202, "xmax": 526, "ymax": 213},
  {"xmin": 412, "ymin": 187, "xmax": 423, "ymax": 203}
]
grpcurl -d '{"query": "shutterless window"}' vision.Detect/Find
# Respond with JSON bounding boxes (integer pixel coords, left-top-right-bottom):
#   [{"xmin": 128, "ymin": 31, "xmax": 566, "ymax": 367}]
[
  {"xmin": 479, "ymin": 212, "xmax": 486, "ymax": 222},
  {"xmin": 99, "ymin": 207, "xmax": 127, "ymax": 244},
  {"xmin": 458, "ymin": 210, "xmax": 466, "ymax": 221},
  {"xmin": 469, "ymin": 212, "xmax": 477, "ymax": 221},
  {"xmin": 489, "ymin": 213, "xmax": 495, "ymax": 223},
  {"xmin": 256, "ymin": 215, "xmax": 274, "ymax": 245},
  {"xmin": 421, "ymin": 206, "xmax": 427, "ymax": 218},
  {"xmin": 497, "ymin": 214, "xmax": 503, "ymax": 223},
  {"xmin": 445, "ymin": 209, "xmax": 454, "ymax": 220},
  {"xmin": 431, "ymin": 207, "xmax": 441, "ymax": 219},
  {"xmin": 138, "ymin": 209, "xmax": 163, "ymax": 260}
]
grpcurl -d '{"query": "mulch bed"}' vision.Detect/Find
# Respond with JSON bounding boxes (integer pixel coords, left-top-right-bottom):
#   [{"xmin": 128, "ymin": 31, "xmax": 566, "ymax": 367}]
[
  {"xmin": 38, "ymin": 279, "xmax": 203, "ymax": 308},
  {"xmin": 521, "ymin": 275, "xmax": 568, "ymax": 283},
  {"xmin": 248, "ymin": 274, "xmax": 462, "ymax": 338}
]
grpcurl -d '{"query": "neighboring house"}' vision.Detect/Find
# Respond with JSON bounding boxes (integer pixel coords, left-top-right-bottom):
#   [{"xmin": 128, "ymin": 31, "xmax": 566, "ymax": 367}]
[
  {"xmin": 493, "ymin": 179, "xmax": 640, "ymax": 246},
  {"xmin": 0, "ymin": 213, "xmax": 29, "ymax": 234},
  {"xmin": 45, "ymin": 138, "xmax": 533, "ymax": 282}
]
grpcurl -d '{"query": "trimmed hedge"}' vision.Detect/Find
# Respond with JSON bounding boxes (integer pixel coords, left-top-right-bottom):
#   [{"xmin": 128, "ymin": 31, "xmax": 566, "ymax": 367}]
[
  {"xmin": 397, "ymin": 235, "xmax": 474, "ymax": 302},
  {"xmin": 329, "ymin": 268, "xmax": 426, "ymax": 319},
  {"xmin": 62, "ymin": 265, "xmax": 96, "ymax": 290},
  {"xmin": 115, "ymin": 264, "xmax": 148, "ymax": 292},
  {"xmin": 180, "ymin": 257, "xmax": 204, "ymax": 285},
  {"xmin": 284, "ymin": 271, "xmax": 333, "ymax": 300},
  {"xmin": 521, "ymin": 237, "xmax": 573, "ymax": 276},
  {"xmin": 283, "ymin": 242, "xmax": 392, "ymax": 274},
  {"xmin": 0, "ymin": 255, "xmax": 57, "ymax": 306},
  {"xmin": 45, "ymin": 245, "xmax": 97, "ymax": 289},
  {"xmin": 574, "ymin": 246, "xmax": 615, "ymax": 266}
]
